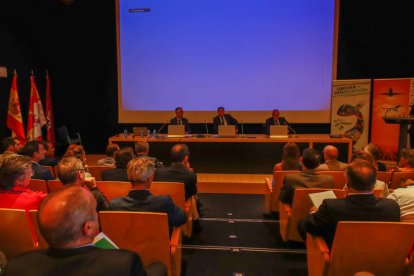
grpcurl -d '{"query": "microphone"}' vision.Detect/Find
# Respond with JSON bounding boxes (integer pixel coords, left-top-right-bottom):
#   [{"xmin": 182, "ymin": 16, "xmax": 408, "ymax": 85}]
[
  {"xmin": 240, "ymin": 120, "xmax": 244, "ymax": 135},
  {"xmin": 288, "ymin": 125, "xmax": 296, "ymax": 134},
  {"xmin": 157, "ymin": 121, "xmax": 168, "ymax": 135},
  {"xmin": 204, "ymin": 120, "xmax": 209, "ymax": 135}
]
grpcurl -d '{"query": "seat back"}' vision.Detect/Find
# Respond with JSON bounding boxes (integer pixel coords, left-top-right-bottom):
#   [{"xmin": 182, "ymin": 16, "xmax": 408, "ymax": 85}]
[
  {"xmin": 317, "ymin": 171, "xmax": 346, "ymax": 189},
  {"xmin": 28, "ymin": 210, "xmax": 48, "ymax": 249},
  {"xmin": 87, "ymin": 166, "xmax": 112, "ymax": 181},
  {"xmin": 28, "ymin": 179, "xmax": 48, "ymax": 193},
  {"xmin": 96, "ymin": 181, "xmax": 131, "ymax": 201},
  {"xmin": 150, "ymin": 182, "xmax": 186, "ymax": 209},
  {"xmin": 271, "ymin": 170, "xmax": 300, "ymax": 212},
  {"xmin": 390, "ymin": 172, "xmax": 414, "ymax": 189},
  {"xmin": 281, "ymin": 188, "xmax": 346, "ymax": 242},
  {"xmin": 328, "ymin": 221, "xmax": 414, "ymax": 276},
  {"xmin": 47, "ymin": 179, "xmax": 64, "ymax": 193},
  {"xmin": 99, "ymin": 211, "xmax": 173, "ymax": 275},
  {"xmin": 377, "ymin": 171, "xmax": 391, "ymax": 185},
  {"xmin": 0, "ymin": 208, "xmax": 37, "ymax": 258}
]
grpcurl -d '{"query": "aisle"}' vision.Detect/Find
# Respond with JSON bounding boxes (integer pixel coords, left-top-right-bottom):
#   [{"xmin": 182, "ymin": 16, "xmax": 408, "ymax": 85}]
[{"xmin": 182, "ymin": 194, "xmax": 307, "ymax": 276}]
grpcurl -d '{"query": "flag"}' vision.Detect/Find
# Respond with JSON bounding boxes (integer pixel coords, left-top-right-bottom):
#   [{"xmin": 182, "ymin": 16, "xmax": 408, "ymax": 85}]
[
  {"xmin": 45, "ymin": 71, "xmax": 55, "ymax": 144},
  {"xmin": 27, "ymin": 74, "xmax": 46, "ymax": 141},
  {"xmin": 7, "ymin": 71, "xmax": 25, "ymax": 141}
]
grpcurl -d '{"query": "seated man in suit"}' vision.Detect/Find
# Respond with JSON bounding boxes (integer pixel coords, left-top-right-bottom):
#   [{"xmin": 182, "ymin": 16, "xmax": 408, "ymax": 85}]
[
  {"xmin": 110, "ymin": 156, "xmax": 187, "ymax": 235},
  {"xmin": 39, "ymin": 140, "xmax": 59, "ymax": 167},
  {"xmin": 212, "ymin": 106, "xmax": 238, "ymax": 133},
  {"xmin": 298, "ymin": 159, "xmax": 400, "ymax": 249},
  {"xmin": 4, "ymin": 185, "xmax": 152, "ymax": 276},
  {"xmin": 170, "ymin": 107, "xmax": 191, "ymax": 133},
  {"xmin": 316, "ymin": 145, "xmax": 348, "ymax": 171},
  {"xmin": 264, "ymin": 109, "xmax": 290, "ymax": 134},
  {"xmin": 135, "ymin": 141, "xmax": 164, "ymax": 168},
  {"xmin": 102, "ymin": 147, "xmax": 135, "ymax": 182},
  {"xmin": 20, "ymin": 141, "xmax": 54, "ymax": 181},
  {"xmin": 57, "ymin": 156, "xmax": 109, "ymax": 211},
  {"xmin": 279, "ymin": 148, "xmax": 335, "ymax": 206},
  {"xmin": 154, "ymin": 144, "xmax": 197, "ymax": 200}
]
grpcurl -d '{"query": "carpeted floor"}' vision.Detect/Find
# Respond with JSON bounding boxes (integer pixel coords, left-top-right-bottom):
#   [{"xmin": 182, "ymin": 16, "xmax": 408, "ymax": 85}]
[{"xmin": 182, "ymin": 193, "xmax": 307, "ymax": 276}]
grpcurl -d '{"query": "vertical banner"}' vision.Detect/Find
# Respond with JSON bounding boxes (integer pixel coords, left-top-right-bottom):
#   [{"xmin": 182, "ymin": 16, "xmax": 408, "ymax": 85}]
[
  {"xmin": 371, "ymin": 79, "xmax": 412, "ymax": 161},
  {"xmin": 331, "ymin": 79, "xmax": 371, "ymax": 151}
]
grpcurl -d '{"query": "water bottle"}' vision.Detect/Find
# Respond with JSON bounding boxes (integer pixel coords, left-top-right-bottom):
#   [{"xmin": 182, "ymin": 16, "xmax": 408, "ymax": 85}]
[
  {"xmin": 153, "ymin": 129, "xmax": 157, "ymax": 136},
  {"xmin": 140, "ymin": 129, "xmax": 144, "ymax": 137},
  {"xmin": 123, "ymin": 129, "xmax": 128, "ymax": 138},
  {"xmin": 147, "ymin": 128, "xmax": 151, "ymax": 138}
]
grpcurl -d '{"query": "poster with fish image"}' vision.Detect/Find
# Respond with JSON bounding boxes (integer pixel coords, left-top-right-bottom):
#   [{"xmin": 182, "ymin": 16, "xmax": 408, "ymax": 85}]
[{"xmin": 331, "ymin": 80, "xmax": 371, "ymax": 150}]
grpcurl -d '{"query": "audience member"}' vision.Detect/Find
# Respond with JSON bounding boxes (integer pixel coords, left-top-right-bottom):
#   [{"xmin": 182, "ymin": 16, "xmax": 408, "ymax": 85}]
[
  {"xmin": 110, "ymin": 157, "xmax": 187, "ymax": 234},
  {"xmin": 387, "ymin": 178, "xmax": 414, "ymax": 221},
  {"xmin": 4, "ymin": 186, "xmax": 155, "ymax": 276},
  {"xmin": 0, "ymin": 155, "xmax": 46, "ymax": 211},
  {"xmin": 20, "ymin": 141, "xmax": 54, "ymax": 181},
  {"xmin": 135, "ymin": 141, "xmax": 164, "ymax": 168},
  {"xmin": 102, "ymin": 147, "xmax": 135, "ymax": 182},
  {"xmin": 279, "ymin": 148, "xmax": 334, "ymax": 205},
  {"xmin": 39, "ymin": 140, "xmax": 59, "ymax": 167},
  {"xmin": 264, "ymin": 109, "xmax": 290, "ymax": 134},
  {"xmin": 363, "ymin": 143, "xmax": 386, "ymax": 171},
  {"xmin": 346, "ymin": 151, "xmax": 389, "ymax": 197},
  {"xmin": 170, "ymin": 107, "xmax": 191, "ymax": 133},
  {"xmin": 97, "ymin": 144, "xmax": 120, "ymax": 167},
  {"xmin": 316, "ymin": 145, "xmax": 347, "ymax": 171},
  {"xmin": 273, "ymin": 142, "xmax": 302, "ymax": 171},
  {"xmin": 394, "ymin": 148, "xmax": 414, "ymax": 172},
  {"xmin": 212, "ymin": 106, "xmax": 238, "ymax": 133},
  {"xmin": 298, "ymin": 159, "xmax": 400, "ymax": 249},
  {"xmin": 57, "ymin": 156, "xmax": 109, "ymax": 211},
  {"xmin": 154, "ymin": 144, "xmax": 197, "ymax": 200},
  {"xmin": 0, "ymin": 137, "xmax": 22, "ymax": 166},
  {"xmin": 63, "ymin": 144, "xmax": 91, "ymax": 177}
]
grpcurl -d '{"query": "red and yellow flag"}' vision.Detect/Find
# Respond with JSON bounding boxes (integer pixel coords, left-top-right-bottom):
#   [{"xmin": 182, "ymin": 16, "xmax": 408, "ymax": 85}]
[
  {"xmin": 7, "ymin": 72, "xmax": 25, "ymax": 141},
  {"xmin": 27, "ymin": 74, "xmax": 46, "ymax": 141},
  {"xmin": 45, "ymin": 72, "xmax": 55, "ymax": 144}
]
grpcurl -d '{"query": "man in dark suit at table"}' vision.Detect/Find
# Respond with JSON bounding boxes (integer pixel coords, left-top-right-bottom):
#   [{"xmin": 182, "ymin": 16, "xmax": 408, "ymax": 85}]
[
  {"xmin": 264, "ymin": 109, "xmax": 290, "ymax": 134},
  {"xmin": 213, "ymin": 106, "xmax": 238, "ymax": 133},
  {"xmin": 110, "ymin": 156, "xmax": 187, "ymax": 234},
  {"xmin": 170, "ymin": 107, "xmax": 191, "ymax": 133},
  {"xmin": 297, "ymin": 159, "xmax": 400, "ymax": 249},
  {"xmin": 4, "ymin": 185, "xmax": 151, "ymax": 276}
]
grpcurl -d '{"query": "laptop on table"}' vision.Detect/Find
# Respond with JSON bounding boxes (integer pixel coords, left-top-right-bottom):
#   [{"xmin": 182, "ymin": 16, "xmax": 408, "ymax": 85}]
[
  {"xmin": 269, "ymin": 125, "xmax": 288, "ymax": 138},
  {"xmin": 218, "ymin": 125, "xmax": 236, "ymax": 137},
  {"xmin": 168, "ymin": 125, "xmax": 185, "ymax": 138}
]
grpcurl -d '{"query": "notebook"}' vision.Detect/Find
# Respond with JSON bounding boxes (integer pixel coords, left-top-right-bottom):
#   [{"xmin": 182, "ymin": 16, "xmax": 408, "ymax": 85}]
[
  {"xmin": 269, "ymin": 125, "xmax": 288, "ymax": 138},
  {"xmin": 308, "ymin": 190, "xmax": 337, "ymax": 209},
  {"xmin": 218, "ymin": 125, "xmax": 236, "ymax": 137},
  {"xmin": 168, "ymin": 125, "xmax": 185, "ymax": 138}
]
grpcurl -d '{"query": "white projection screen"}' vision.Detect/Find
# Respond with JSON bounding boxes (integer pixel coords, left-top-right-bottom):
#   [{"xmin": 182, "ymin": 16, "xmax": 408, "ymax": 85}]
[{"xmin": 117, "ymin": 0, "xmax": 339, "ymax": 123}]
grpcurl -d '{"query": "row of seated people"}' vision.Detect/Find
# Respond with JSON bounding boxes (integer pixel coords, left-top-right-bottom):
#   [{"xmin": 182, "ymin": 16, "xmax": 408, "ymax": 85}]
[{"xmin": 0, "ymin": 141, "xmax": 202, "ymax": 275}]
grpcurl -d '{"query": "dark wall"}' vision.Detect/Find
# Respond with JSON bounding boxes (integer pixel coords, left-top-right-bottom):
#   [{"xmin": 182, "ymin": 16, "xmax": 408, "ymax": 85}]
[{"xmin": 1, "ymin": 0, "xmax": 414, "ymax": 153}]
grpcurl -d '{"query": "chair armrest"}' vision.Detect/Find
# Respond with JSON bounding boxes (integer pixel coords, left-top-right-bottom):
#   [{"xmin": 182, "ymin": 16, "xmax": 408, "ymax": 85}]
[
  {"xmin": 306, "ymin": 233, "xmax": 330, "ymax": 276},
  {"xmin": 279, "ymin": 202, "xmax": 292, "ymax": 242},
  {"xmin": 264, "ymin": 177, "xmax": 273, "ymax": 212},
  {"xmin": 265, "ymin": 177, "xmax": 273, "ymax": 192},
  {"xmin": 170, "ymin": 228, "xmax": 182, "ymax": 276}
]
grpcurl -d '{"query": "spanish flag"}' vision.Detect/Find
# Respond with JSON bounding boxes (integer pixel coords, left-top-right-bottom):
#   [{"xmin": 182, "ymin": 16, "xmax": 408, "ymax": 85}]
[
  {"xmin": 6, "ymin": 71, "xmax": 25, "ymax": 141},
  {"xmin": 27, "ymin": 73, "xmax": 46, "ymax": 141}
]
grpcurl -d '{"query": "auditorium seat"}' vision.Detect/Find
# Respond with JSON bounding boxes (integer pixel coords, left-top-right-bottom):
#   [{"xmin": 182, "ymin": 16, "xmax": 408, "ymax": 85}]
[
  {"xmin": 0, "ymin": 208, "xmax": 37, "ymax": 258},
  {"xmin": 47, "ymin": 179, "xmax": 64, "ymax": 193},
  {"xmin": 28, "ymin": 179, "xmax": 48, "ymax": 193},
  {"xmin": 41, "ymin": 165, "xmax": 55, "ymax": 178},
  {"xmin": 317, "ymin": 171, "xmax": 346, "ymax": 189},
  {"xmin": 87, "ymin": 166, "xmax": 112, "ymax": 181},
  {"xmin": 29, "ymin": 210, "xmax": 48, "ymax": 249},
  {"xmin": 306, "ymin": 221, "xmax": 414, "ymax": 276},
  {"xmin": 390, "ymin": 172, "xmax": 414, "ymax": 189},
  {"xmin": 96, "ymin": 181, "xmax": 131, "ymax": 201},
  {"xmin": 99, "ymin": 211, "xmax": 181, "ymax": 276},
  {"xmin": 279, "ymin": 188, "xmax": 346, "ymax": 242},
  {"xmin": 264, "ymin": 170, "xmax": 299, "ymax": 212},
  {"xmin": 376, "ymin": 171, "xmax": 391, "ymax": 185},
  {"xmin": 151, "ymin": 181, "xmax": 194, "ymax": 237}
]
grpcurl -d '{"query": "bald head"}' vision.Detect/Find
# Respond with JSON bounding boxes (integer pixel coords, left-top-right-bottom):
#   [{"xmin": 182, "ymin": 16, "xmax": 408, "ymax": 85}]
[
  {"xmin": 346, "ymin": 159, "xmax": 377, "ymax": 192},
  {"xmin": 38, "ymin": 186, "xmax": 98, "ymax": 248},
  {"xmin": 324, "ymin": 145, "xmax": 339, "ymax": 161},
  {"xmin": 171, "ymin": 144, "xmax": 189, "ymax": 163}
]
